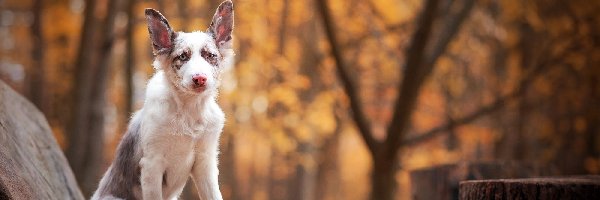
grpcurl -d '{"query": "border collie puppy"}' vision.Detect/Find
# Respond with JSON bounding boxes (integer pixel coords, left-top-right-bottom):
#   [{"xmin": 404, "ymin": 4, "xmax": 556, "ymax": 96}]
[{"xmin": 92, "ymin": 1, "xmax": 234, "ymax": 199}]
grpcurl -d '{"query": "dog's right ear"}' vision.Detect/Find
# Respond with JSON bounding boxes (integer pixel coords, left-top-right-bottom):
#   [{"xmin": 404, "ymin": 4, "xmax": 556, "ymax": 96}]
[
  {"xmin": 207, "ymin": 0, "xmax": 234, "ymax": 49},
  {"xmin": 145, "ymin": 8, "xmax": 175, "ymax": 55}
]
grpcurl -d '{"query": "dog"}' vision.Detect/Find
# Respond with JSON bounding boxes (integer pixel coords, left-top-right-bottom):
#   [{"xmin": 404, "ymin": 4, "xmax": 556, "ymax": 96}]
[{"xmin": 91, "ymin": 1, "xmax": 234, "ymax": 199}]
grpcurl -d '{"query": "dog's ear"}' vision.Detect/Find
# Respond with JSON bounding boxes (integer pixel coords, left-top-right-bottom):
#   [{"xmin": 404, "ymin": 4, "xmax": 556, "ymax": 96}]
[
  {"xmin": 207, "ymin": 0, "xmax": 234, "ymax": 48},
  {"xmin": 145, "ymin": 8, "xmax": 175, "ymax": 55}
]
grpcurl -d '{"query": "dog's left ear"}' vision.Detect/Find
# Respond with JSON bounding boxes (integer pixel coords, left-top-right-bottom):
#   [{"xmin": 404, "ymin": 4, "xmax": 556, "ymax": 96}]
[
  {"xmin": 207, "ymin": 0, "xmax": 234, "ymax": 49},
  {"xmin": 145, "ymin": 8, "xmax": 175, "ymax": 55}
]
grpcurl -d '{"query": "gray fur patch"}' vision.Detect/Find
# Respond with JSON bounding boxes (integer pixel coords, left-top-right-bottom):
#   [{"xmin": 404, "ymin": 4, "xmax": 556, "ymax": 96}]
[{"xmin": 97, "ymin": 114, "xmax": 142, "ymax": 199}]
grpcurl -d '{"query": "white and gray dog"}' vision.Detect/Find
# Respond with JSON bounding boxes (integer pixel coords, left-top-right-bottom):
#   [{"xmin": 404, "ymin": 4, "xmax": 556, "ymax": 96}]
[{"xmin": 92, "ymin": 1, "xmax": 234, "ymax": 199}]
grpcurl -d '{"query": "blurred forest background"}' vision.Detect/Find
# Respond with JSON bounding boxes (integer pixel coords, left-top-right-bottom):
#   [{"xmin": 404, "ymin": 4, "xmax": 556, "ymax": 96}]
[{"xmin": 0, "ymin": 0, "xmax": 599, "ymax": 199}]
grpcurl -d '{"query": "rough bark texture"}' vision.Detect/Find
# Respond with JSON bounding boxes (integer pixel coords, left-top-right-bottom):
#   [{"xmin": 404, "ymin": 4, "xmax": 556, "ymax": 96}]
[
  {"xmin": 459, "ymin": 176, "xmax": 600, "ymax": 200},
  {"xmin": 0, "ymin": 80, "xmax": 84, "ymax": 200},
  {"xmin": 410, "ymin": 161, "xmax": 558, "ymax": 200}
]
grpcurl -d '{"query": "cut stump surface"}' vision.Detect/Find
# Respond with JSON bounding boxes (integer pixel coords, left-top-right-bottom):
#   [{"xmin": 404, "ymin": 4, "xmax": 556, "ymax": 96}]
[{"xmin": 459, "ymin": 176, "xmax": 600, "ymax": 200}]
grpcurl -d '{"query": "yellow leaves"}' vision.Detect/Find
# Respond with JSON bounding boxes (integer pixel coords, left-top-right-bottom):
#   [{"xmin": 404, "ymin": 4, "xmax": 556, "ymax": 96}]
[
  {"xmin": 338, "ymin": 130, "xmax": 371, "ymax": 199},
  {"xmin": 270, "ymin": 86, "xmax": 299, "ymax": 108},
  {"xmin": 293, "ymin": 125, "xmax": 313, "ymax": 144},
  {"xmin": 4, "ymin": 0, "xmax": 598, "ymax": 198},
  {"xmin": 306, "ymin": 93, "xmax": 337, "ymax": 135},
  {"xmin": 271, "ymin": 128, "xmax": 297, "ymax": 154},
  {"xmin": 371, "ymin": 0, "xmax": 415, "ymax": 24}
]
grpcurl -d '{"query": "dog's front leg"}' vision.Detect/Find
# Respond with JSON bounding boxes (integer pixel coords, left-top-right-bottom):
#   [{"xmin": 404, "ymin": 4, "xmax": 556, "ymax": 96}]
[
  {"xmin": 140, "ymin": 156, "xmax": 165, "ymax": 200},
  {"xmin": 191, "ymin": 145, "xmax": 223, "ymax": 200}
]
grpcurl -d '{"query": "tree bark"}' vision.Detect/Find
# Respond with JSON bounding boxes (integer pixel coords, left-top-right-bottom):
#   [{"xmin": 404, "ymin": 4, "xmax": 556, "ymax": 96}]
[
  {"xmin": 66, "ymin": 0, "xmax": 98, "ymax": 188},
  {"xmin": 0, "ymin": 80, "xmax": 84, "ymax": 200},
  {"xmin": 124, "ymin": 0, "xmax": 136, "ymax": 119},
  {"xmin": 277, "ymin": 0, "xmax": 290, "ymax": 55},
  {"xmin": 410, "ymin": 162, "xmax": 559, "ymax": 200},
  {"xmin": 459, "ymin": 176, "xmax": 600, "ymax": 200},
  {"xmin": 66, "ymin": 0, "xmax": 122, "ymax": 195},
  {"xmin": 79, "ymin": 0, "xmax": 121, "ymax": 195},
  {"xmin": 370, "ymin": 157, "xmax": 397, "ymax": 200}
]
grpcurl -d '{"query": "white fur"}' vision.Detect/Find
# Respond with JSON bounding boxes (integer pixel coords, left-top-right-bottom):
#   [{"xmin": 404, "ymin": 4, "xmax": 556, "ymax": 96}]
[
  {"xmin": 92, "ymin": 29, "xmax": 233, "ymax": 200},
  {"xmin": 140, "ymin": 31, "xmax": 231, "ymax": 200},
  {"xmin": 93, "ymin": 2, "xmax": 234, "ymax": 198},
  {"xmin": 140, "ymin": 73, "xmax": 225, "ymax": 200}
]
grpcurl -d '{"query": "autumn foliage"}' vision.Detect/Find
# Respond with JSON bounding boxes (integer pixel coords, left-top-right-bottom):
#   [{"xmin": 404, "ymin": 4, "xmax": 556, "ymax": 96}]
[{"xmin": 0, "ymin": 0, "xmax": 599, "ymax": 199}]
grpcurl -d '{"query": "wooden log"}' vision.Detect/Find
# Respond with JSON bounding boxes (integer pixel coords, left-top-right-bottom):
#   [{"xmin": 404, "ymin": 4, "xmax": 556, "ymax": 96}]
[
  {"xmin": 459, "ymin": 176, "xmax": 600, "ymax": 200},
  {"xmin": 0, "ymin": 81, "xmax": 84, "ymax": 199}
]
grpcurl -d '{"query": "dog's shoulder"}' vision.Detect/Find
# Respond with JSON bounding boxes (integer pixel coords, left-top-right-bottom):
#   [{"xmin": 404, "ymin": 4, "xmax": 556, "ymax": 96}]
[{"xmin": 145, "ymin": 71, "xmax": 171, "ymax": 102}]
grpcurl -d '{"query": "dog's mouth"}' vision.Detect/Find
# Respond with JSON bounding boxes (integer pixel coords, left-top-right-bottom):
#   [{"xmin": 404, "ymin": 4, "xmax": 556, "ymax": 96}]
[{"xmin": 192, "ymin": 85, "xmax": 206, "ymax": 93}]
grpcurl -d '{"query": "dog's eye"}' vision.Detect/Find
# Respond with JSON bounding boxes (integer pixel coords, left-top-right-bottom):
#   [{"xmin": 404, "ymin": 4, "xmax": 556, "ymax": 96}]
[
  {"xmin": 201, "ymin": 50, "xmax": 218, "ymax": 64},
  {"xmin": 177, "ymin": 53, "xmax": 189, "ymax": 61}
]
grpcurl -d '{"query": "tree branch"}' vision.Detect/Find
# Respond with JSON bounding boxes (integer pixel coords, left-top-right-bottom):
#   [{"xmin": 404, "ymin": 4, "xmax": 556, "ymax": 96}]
[
  {"xmin": 315, "ymin": 0, "xmax": 378, "ymax": 153},
  {"xmin": 403, "ymin": 43, "xmax": 573, "ymax": 146},
  {"xmin": 402, "ymin": 90, "xmax": 515, "ymax": 146},
  {"xmin": 384, "ymin": 0, "xmax": 474, "ymax": 159},
  {"xmin": 383, "ymin": 0, "xmax": 441, "ymax": 157},
  {"xmin": 425, "ymin": 0, "xmax": 476, "ymax": 67},
  {"xmin": 341, "ymin": 23, "xmax": 408, "ymax": 49}
]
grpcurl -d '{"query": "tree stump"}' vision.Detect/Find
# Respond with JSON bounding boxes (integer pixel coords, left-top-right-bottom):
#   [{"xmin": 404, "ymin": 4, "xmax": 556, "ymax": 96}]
[
  {"xmin": 410, "ymin": 161, "xmax": 557, "ymax": 200},
  {"xmin": 459, "ymin": 176, "xmax": 600, "ymax": 200},
  {"xmin": 0, "ymin": 81, "xmax": 84, "ymax": 199}
]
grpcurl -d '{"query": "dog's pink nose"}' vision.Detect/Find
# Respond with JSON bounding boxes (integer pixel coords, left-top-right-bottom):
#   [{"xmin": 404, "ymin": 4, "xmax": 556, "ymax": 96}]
[{"xmin": 192, "ymin": 74, "xmax": 207, "ymax": 86}]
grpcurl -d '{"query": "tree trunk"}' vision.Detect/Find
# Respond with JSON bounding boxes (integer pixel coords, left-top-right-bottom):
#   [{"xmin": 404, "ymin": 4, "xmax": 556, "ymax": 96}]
[
  {"xmin": 459, "ymin": 176, "xmax": 600, "ymax": 200},
  {"xmin": 28, "ymin": 0, "xmax": 45, "ymax": 112},
  {"xmin": 124, "ymin": 0, "xmax": 136, "ymax": 118},
  {"xmin": 80, "ymin": 0, "xmax": 121, "ymax": 195},
  {"xmin": 370, "ymin": 157, "xmax": 397, "ymax": 200},
  {"xmin": 66, "ymin": 0, "xmax": 122, "ymax": 195},
  {"xmin": 66, "ymin": 0, "xmax": 98, "ymax": 188},
  {"xmin": 0, "ymin": 80, "xmax": 84, "ymax": 200}
]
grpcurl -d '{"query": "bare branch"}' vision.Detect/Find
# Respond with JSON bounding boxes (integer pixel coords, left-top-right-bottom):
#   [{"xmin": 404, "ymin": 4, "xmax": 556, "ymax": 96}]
[
  {"xmin": 383, "ymin": 0, "xmax": 441, "ymax": 157},
  {"xmin": 342, "ymin": 23, "xmax": 408, "ymax": 49},
  {"xmin": 402, "ymin": 90, "xmax": 515, "ymax": 146},
  {"xmin": 426, "ymin": 0, "xmax": 476, "ymax": 67},
  {"xmin": 315, "ymin": 0, "xmax": 379, "ymax": 153},
  {"xmin": 403, "ymin": 43, "xmax": 574, "ymax": 146},
  {"xmin": 277, "ymin": 0, "xmax": 290, "ymax": 55}
]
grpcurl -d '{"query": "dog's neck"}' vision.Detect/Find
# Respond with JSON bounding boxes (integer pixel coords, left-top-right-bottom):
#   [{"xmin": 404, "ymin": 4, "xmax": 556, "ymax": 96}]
[{"xmin": 146, "ymin": 70, "xmax": 219, "ymax": 136}]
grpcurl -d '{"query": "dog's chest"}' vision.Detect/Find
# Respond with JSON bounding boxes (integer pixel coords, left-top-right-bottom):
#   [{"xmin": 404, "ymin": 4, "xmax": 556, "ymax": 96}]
[
  {"xmin": 158, "ymin": 135, "xmax": 197, "ymax": 194},
  {"xmin": 139, "ymin": 99, "xmax": 225, "ymax": 197},
  {"xmin": 165, "ymin": 101, "xmax": 225, "ymax": 137}
]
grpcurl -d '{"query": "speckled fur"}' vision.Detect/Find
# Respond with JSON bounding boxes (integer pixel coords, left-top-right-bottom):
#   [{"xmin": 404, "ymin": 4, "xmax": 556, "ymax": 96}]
[{"xmin": 92, "ymin": 1, "xmax": 234, "ymax": 200}]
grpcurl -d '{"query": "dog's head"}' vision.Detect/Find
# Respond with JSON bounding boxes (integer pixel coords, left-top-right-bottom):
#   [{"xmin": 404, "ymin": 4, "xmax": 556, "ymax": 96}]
[{"xmin": 145, "ymin": 0, "xmax": 234, "ymax": 97}]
